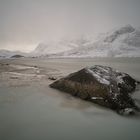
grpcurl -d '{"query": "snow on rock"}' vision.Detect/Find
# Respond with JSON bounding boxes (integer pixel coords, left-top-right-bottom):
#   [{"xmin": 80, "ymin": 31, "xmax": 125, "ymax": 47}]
[
  {"xmin": 91, "ymin": 97, "xmax": 104, "ymax": 100},
  {"xmin": 86, "ymin": 65, "xmax": 111, "ymax": 85},
  {"xmin": 85, "ymin": 65, "xmax": 138, "ymax": 97},
  {"xmin": 118, "ymin": 108, "xmax": 135, "ymax": 115}
]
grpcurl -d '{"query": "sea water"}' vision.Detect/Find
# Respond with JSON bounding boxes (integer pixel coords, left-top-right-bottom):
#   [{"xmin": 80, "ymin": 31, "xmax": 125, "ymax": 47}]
[{"xmin": 0, "ymin": 58, "xmax": 140, "ymax": 140}]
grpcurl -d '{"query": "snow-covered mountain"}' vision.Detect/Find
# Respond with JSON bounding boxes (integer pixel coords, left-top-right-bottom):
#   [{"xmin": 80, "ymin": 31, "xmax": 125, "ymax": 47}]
[
  {"xmin": 31, "ymin": 25, "xmax": 140, "ymax": 58},
  {"xmin": 1, "ymin": 25, "xmax": 140, "ymax": 58},
  {"xmin": 55, "ymin": 25, "xmax": 140, "ymax": 57},
  {"xmin": 30, "ymin": 37, "xmax": 90, "ymax": 56}
]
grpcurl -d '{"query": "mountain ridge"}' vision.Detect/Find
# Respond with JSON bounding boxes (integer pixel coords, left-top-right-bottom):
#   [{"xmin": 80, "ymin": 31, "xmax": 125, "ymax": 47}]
[{"xmin": 1, "ymin": 25, "xmax": 140, "ymax": 58}]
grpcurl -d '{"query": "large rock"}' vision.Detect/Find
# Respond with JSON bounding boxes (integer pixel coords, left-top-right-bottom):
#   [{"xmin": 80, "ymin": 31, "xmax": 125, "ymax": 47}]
[{"xmin": 50, "ymin": 65, "xmax": 140, "ymax": 115}]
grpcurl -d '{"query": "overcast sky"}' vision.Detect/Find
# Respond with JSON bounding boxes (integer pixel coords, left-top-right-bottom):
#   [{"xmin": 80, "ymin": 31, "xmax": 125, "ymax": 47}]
[{"xmin": 0, "ymin": 0, "xmax": 140, "ymax": 52}]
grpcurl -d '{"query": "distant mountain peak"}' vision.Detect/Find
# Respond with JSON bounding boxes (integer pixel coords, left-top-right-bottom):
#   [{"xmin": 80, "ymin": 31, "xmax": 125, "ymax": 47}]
[
  {"xmin": 104, "ymin": 24, "xmax": 135, "ymax": 43},
  {"xmin": 119, "ymin": 24, "xmax": 135, "ymax": 32},
  {"xmin": 35, "ymin": 43, "xmax": 48, "ymax": 52}
]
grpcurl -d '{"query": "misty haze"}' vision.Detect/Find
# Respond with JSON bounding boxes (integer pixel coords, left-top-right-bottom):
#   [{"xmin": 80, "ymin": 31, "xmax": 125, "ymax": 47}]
[{"xmin": 0, "ymin": 0, "xmax": 140, "ymax": 140}]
